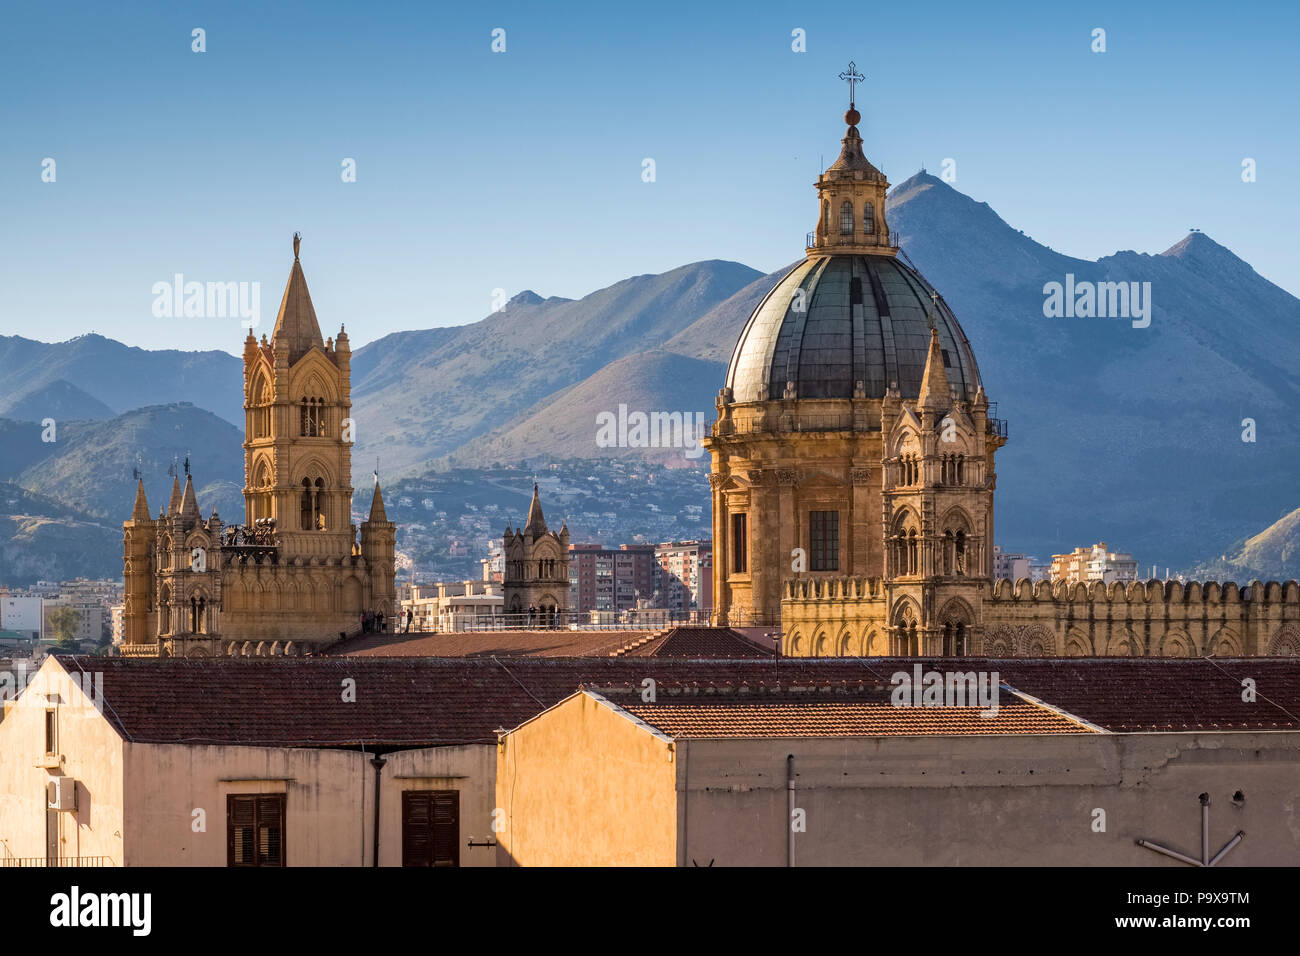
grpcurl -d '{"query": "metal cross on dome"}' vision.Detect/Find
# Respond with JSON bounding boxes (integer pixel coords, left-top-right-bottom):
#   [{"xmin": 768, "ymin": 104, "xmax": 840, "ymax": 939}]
[{"xmin": 839, "ymin": 61, "xmax": 865, "ymax": 107}]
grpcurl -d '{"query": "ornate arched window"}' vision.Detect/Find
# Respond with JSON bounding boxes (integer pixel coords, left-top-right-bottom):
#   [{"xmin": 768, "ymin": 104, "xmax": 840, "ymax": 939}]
[
  {"xmin": 839, "ymin": 201, "xmax": 854, "ymax": 235},
  {"xmin": 955, "ymin": 530, "xmax": 967, "ymax": 576},
  {"xmin": 894, "ymin": 608, "xmax": 919, "ymax": 655},
  {"xmin": 907, "ymin": 528, "xmax": 918, "ymax": 575},
  {"xmin": 314, "ymin": 477, "xmax": 326, "ymax": 530},
  {"xmin": 300, "ymin": 399, "xmax": 310, "ymax": 436},
  {"xmin": 863, "ymin": 201, "xmax": 875, "ymax": 235}
]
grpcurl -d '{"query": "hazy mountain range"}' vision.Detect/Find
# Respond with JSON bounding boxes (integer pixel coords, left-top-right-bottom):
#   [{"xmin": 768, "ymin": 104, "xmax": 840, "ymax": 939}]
[{"xmin": 4, "ymin": 170, "xmax": 1300, "ymax": 583}]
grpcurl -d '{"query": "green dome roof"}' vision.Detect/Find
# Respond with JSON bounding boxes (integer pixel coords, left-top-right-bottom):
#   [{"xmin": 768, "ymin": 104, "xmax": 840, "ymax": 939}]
[{"xmin": 725, "ymin": 255, "xmax": 982, "ymax": 403}]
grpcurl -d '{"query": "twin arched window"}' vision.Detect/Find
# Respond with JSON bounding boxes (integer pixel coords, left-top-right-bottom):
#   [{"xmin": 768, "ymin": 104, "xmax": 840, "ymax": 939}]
[
  {"xmin": 942, "ymin": 529, "xmax": 969, "ymax": 576},
  {"xmin": 894, "ymin": 610, "xmax": 919, "ymax": 655},
  {"xmin": 900, "ymin": 454, "xmax": 919, "ymax": 486},
  {"xmin": 300, "ymin": 397, "xmax": 326, "ymax": 437},
  {"xmin": 889, "ymin": 523, "xmax": 919, "ymax": 577},
  {"xmin": 940, "ymin": 454, "xmax": 965, "ymax": 485},
  {"xmin": 301, "ymin": 477, "xmax": 326, "ymax": 530},
  {"xmin": 250, "ymin": 378, "xmax": 272, "ymax": 438},
  {"xmin": 834, "ymin": 201, "xmax": 877, "ymax": 238},
  {"xmin": 943, "ymin": 620, "xmax": 967, "ymax": 655}
]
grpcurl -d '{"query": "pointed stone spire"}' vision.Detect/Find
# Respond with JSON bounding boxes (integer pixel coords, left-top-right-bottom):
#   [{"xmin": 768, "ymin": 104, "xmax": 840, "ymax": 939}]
[
  {"xmin": 271, "ymin": 232, "xmax": 324, "ymax": 365},
  {"xmin": 917, "ymin": 328, "xmax": 951, "ymax": 411},
  {"xmin": 167, "ymin": 475, "xmax": 182, "ymax": 515},
  {"xmin": 180, "ymin": 474, "xmax": 200, "ymax": 522},
  {"xmin": 368, "ymin": 477, "xmax": 388, "ymax": 523},
  {"xmin": 131, "ymin": 479, "xmax": 150, "ymax": 521},
  {"xmin": 524, "ymin": 483, "xmax": 548, "ymax": 536}
]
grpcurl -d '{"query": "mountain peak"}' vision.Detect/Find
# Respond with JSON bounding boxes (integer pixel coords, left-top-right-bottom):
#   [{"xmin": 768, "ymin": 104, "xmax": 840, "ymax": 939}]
[
  {"xmin": 892, "ymin": 169, "xmax": 947, "ymax": 192},
  {"xmin": 1160, "ymin": 231, "xmax": 1255, "ymax": 276},
  {"xmin": 508, "ymin": 290, "xmax": 544, "ymax": 307}
]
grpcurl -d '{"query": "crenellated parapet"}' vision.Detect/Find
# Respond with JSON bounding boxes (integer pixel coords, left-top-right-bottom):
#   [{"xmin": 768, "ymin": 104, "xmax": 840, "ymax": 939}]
[{"xmin": 983, "ymin": 577, "xmax": 1300, "ymax": 657}]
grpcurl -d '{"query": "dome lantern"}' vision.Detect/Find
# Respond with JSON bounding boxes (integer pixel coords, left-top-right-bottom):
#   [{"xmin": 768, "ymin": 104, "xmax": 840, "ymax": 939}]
[{"xmin": 809, "ymin": 62, "xmax": 895, "ymax": 256}]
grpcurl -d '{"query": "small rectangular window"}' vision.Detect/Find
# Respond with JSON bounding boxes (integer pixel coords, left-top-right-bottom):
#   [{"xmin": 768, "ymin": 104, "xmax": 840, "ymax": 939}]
[
  {"xmin": 44, "ymin": 710, "xmax": 56, "ymax": 754},
  {"xmin": 809, "ymin": 511, "xmax": 839, "ymax": 571},
  {"xmin": 227, "ymin": 794, "xmax": 286, "ymax": 867},
  {"xmin": 731, "ymin": 513, "xmax": 748, "ymax": 573}
]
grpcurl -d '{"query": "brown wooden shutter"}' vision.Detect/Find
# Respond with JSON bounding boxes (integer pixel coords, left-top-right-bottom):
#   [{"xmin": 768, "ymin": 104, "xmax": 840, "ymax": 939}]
[
  {"xmin": 227, "ymin": 793, "xmax": 285, "ymax": 867},
  {"xmin": 402, "ymin": 791, "xmax": 433, "ymax": 867},
  {"xmin": 402, "ymin": 790, "xmax": 459, "ymax": 867},
  {"xmin": 432, "ymin": 792, "xmax": 459, "ymax": 867}
]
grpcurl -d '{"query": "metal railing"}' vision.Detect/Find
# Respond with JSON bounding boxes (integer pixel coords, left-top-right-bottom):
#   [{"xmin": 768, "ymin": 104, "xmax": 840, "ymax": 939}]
[
  {"xmin": 709, "ymin": 413, "xmax": 873, "ymax": 437},
  {"xmin": 806, "ymin": 231, "xmax": 899, "ymax": 250}
]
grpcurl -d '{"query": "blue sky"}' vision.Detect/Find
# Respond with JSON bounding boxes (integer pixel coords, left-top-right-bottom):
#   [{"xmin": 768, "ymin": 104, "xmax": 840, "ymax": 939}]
[{"xmin": 2, "ymin": 0, "xmax": 1296, "ymax": 354}]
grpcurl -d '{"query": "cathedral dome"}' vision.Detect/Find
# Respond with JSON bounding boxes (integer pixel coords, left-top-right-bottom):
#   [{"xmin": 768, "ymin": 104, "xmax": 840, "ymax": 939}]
[{"xmin": 724, "ymin": 253, "xmax": 983, "ymax": 403}]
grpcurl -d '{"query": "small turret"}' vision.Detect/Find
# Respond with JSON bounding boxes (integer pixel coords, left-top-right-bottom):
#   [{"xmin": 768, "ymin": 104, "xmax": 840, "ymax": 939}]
[
  {"xmin": 916, "ymin": 329, "xmax": 952, "ymax": 412},
  {"xmin": 130, "ymin": 479, "xmax": 151, "ymax": 522}
]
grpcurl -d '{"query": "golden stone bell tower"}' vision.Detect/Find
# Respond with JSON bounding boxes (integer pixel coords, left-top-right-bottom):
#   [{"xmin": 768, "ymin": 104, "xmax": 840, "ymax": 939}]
[{"xmin": 121, "ymin": 235, "xmax": 396, "ymax": 658}]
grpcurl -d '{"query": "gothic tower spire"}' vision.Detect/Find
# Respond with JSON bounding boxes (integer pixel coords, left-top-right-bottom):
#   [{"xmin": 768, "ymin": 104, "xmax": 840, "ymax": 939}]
[
  {"xmin": 131, "ymin": 478, "xmax": 150, "ymax": 521},
  {"xmin": 916, "ymin": 328, "xmax": 952, "ymax": 411},
  {"xmin": 271, "ymin": 232, "xmax": 324, "ymax": 365}
]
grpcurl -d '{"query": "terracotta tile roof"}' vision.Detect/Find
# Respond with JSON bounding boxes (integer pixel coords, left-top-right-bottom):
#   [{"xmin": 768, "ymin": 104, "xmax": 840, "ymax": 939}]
[
  {"xmin": 972, "ymin": 657, "xmax": 1300, "ymax": 733},
  {"xmin": 47, "ymin": 655, "xmax": 1300, "ymax": 749},
  {"xmin": 619, "ymin": 702, "xmax": 1086, "ymax": 737},
  {"xmin": 605, "ymin": 676, "xmax": 1086, "ymax": 738},
  {"xmin": 327, "ymin": 629, "xmax": 655, "ymax": 658},
  {"xmin": 617, "ymin": 627, "xmax": 776, "ymax": 658}
]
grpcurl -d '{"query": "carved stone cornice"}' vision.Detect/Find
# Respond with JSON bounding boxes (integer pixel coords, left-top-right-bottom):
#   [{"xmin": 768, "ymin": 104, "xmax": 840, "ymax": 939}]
[{"xmin": 776, "ymin": 468, "xmax": 798, "ymax": 487}]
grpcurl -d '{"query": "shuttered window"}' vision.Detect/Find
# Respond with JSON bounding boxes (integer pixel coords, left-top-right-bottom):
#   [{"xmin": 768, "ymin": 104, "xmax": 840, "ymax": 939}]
[
  {"xmin": 227, "ymin": 794, "xmax": 286, "ymax": 867},
  {"xmin": 402, "ymin": 790, "xmax": 460, "ymax": 867}
]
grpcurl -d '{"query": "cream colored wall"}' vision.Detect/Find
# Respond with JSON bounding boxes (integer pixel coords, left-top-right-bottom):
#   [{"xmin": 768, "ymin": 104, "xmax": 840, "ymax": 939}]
[
  {"xmin": 121, "ymin": 743, "xmax": 361, "ymax": 866},
  {"xmin": 496, "ymin": 693, "xmax": 677, "ymax": 866},
  {"xmin": 675, "ymin": 732, "xmax": 1300, "ymax": 866},
  {"xmin": 377, "ymin": 745, "xmax": 498, "ymax": 868},
  {"xmin": 0, "ymin": 657, "xmax": 125, "ymax": 864},
  {"xmin": 0, "ymin": 658, "xmax": 497, "ymax": 866},
  {"xmin": 122, "ymin": 742, "xmax": 497, "ymax": 866}
]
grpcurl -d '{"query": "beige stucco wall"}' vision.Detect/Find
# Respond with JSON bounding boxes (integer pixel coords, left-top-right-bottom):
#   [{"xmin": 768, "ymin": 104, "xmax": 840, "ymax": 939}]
[
  {"xmin": 674, "ymin": 732, "xmax": 1300, "ymax": 866},
  {"xmin": 0, "ymin": 657, "xmax": 125, "ymax": 864},
  {"xmin": 496, "ymin": 692, "xmax": 677, "ymax": 866},
  {"xmin": 1, "ymin": 658, "xmax": 498, "ymax": 866},
  {"xmin": 120, "ymin": 741, "xmax": 496, "ymax": 866}
]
